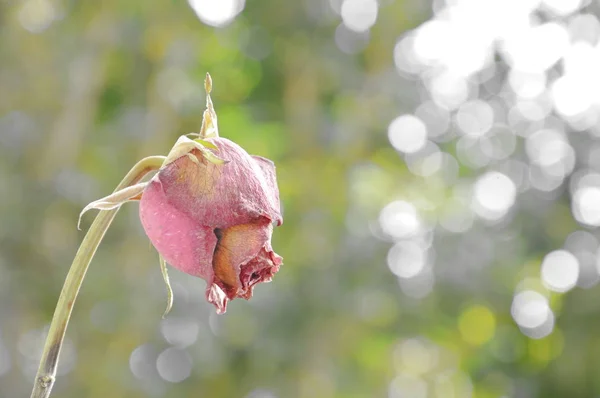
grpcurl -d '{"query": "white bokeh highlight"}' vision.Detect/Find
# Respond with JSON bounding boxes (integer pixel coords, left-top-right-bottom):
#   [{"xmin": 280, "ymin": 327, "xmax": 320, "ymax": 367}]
[
  {"xmin": 542, "ymin": 0, "xmax": 585, "ymax": 17},
  {"xmin": 160, "ymin": 317, "xmax": 200, "ymax": 348},
  {"xmin": 156, "ymin": 348, "xmax": 193, "ymax": 383},
  {"xmin": 18, "ymin": 0, "xmax": 57, "ymax": 33},
  {"xmin": 387, "ymin": 242, "xmax": 427, "ymax": 279},
  {"xmin": 379, "ymin": 201, "xmax": 422, "ymax": 239},
  {"xmin": 388, "ymin": 115, "xmax": 428, "ymax": 154},
  {"xmin": 130, "ymin": 344, "xmax": 158, "ymax": 381},
  {"xmin": 187, "ymin": 0, "xmax": 245, "ymax": 27},
  {"xmin": 472, "ymin": 172, "xmax": 517, "ymax": 221},
  {"xmin": 526, "ymin": 129, "xmax": 575, "ymax": 180},
  {"xmin": 455, "ymin": 100, "xmax": 494, "ymax": 137},
  {"xmin": 340, "ymin": 0, "xmax": 378, "ymax": 33},
  {"xmin": 502, "ymin": 22, "xmax": 569, "ymax": 73},
  {"xmin": 511, "ymin": 290, "xmax": 552, "ymax": 329},
  {"xmin": 383, "ymin": 0, "xmax": 597, "ymax": 343},
  {"xmin": 540, "ymin": 250, "xmax": 580, "ymax": 293},
  {"xmin": 572, "ymin": 175, "xmax": 600, "ymax": 226}
]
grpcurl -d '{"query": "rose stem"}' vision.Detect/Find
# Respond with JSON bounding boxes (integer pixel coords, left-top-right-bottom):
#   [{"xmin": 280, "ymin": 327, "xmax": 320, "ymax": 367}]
[{"xmin": 30, "ymin": 155, "xmax": 166, "ymax": 398}]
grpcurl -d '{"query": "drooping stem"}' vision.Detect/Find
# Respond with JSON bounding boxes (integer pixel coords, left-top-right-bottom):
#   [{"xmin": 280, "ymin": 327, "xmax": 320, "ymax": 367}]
[{"xmin": 30, "ymin": 155, "xmax": 166, "ymax": 398}]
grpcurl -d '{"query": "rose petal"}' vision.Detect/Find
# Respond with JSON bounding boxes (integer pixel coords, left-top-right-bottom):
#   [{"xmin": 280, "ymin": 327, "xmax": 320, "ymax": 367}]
[
  {"xmin": 211, "ymin": 218, "xmax": 272, "ymax": 296},
  {"xmin": 238, "ymin": 247, "xmax": 282, "ymax": 298},
  {"xmin": 251, "ymin": 155, "xmax": 283, "ymax": 226},
  {"xmin": 158, "ymin": 137, "xmax": 281, "ymax": 229},
  {"xmin": 139, "ymin": 179, "xmax": 217, "ymax": 280},
  {"xmin": 207, "ymin": 219, "xmax": 281, "ymax": 312},
  {"xmin": 206, "ymin": 283, "xmax": 228, "ymax": 314}
]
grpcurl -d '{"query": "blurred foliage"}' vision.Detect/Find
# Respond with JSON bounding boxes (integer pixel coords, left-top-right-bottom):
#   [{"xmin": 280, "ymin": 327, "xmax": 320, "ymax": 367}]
[{"xmin": 3, "ymin": 0, "xmax": 600, "ymax": 397}]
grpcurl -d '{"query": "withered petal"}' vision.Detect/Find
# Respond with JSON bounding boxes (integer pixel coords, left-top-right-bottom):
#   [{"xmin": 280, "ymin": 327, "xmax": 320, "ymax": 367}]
[
  {"xmin": 208, "ymin": 218, "xmax": 282, "ymax": 312},
  {"xmin": 211, "ymin": 218, "xmax": 272, "ymax": 293},
  {"xmin": 157, "ymin": 137, "xmax": 282, "ymax": 229},
  {"xmin": 139, "ymin": 179, "xmax": 218, "ymax": 280},
  {"xmin": 251, "ymin": 155, "xmax": 283, "ymax": 226}
]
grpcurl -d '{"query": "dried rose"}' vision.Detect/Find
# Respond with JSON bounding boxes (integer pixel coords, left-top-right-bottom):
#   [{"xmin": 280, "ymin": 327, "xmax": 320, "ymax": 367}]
[{"xmin": 80, "ymin": 74, "xmax": 283, "ymax": 314}]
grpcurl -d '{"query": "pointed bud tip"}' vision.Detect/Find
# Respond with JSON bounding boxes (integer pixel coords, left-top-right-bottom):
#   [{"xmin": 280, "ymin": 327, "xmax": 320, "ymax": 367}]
[{"xmin": 205, "ymin": 73, "xmax": 212, "ymax": 95}]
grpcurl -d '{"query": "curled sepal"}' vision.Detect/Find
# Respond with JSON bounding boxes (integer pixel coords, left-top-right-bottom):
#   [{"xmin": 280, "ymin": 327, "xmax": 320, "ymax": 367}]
[
  {"xmin": 194, "ymin": 138, "xmax": 218, "ymax": 150},
  {"xmin": 163, "ymin": 135, "xmax": 228, "ymax": 167},
  {"xmin": 78, "ymin": 182, "xmax": 147, "ymax": 230},
  {"xmin": 159, "ymin": 255, "xmax": 173, "ymax": 318}
]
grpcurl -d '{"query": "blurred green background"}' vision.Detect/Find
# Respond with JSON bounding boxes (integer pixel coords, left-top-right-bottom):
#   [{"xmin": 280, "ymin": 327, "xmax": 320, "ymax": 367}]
[{"xmin": 3, "ymin": 0, "xmax": 600, "ymax": 397}]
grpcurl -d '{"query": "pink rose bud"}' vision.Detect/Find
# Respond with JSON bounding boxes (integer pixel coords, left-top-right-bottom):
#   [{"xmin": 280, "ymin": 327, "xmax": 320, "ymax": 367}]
[
  {"xmin": 139, "ymin": 136, "xmax": 283, "ymax": 314},
  {"xmin": 79, "ymin": 74, "xmax": 283, "ymax": 314}
]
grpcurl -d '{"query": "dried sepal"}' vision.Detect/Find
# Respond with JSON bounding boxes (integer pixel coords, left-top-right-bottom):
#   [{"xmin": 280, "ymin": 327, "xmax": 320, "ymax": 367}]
[
  {"xmin": 78, "ymin": 182, "xmax": 148, "ymax": 230},
  {"xmin": 194, "ymin": 138, "xmax": 218, "ymax": 150},
  {"xmin": 163, "ymin": 135, "xmax": 228, "ymax": 167},
  {"xmin": 159, "ymin": 254, "xmax": 174, "ymax": 318}
]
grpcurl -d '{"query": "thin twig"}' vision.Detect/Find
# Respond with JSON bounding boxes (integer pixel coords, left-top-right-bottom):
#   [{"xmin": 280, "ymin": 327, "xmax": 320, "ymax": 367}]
[{"xmin": 30, "ymin": 156, "xmax": 165, "ymax": 398}]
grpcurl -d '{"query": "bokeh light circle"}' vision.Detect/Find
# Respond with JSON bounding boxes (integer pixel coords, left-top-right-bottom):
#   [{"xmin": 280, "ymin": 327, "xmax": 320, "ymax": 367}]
[
  {"xmin": 340, "ymin": 0, "xmax": 378, "ymax": 33},
  {"xmin": 187, "ymin": 0, "xmax": 245, "ymax": 27},
  {"xmin": 388, "ymin": 115, "xmax": 427, "ymax": 154},
  {"xmin": 472, "ymin": 171, "xmax": 517, "ymax": 221},
  {"xmin": 540, "ymin": 250, "xmax": 580, "ymax": 293},
  {"xmin": 573, "ymin": 185, "xmax": 600, "ymax": 226},
  {"xmin": 379, "ymin": 201, "xmax": 422, "ymax": 239},
  {"xmin": 511, "ymin": 290, "xmax": 551, "ymax": 329},
  {"xmin": 156, "ymin": 348, "xmax": 193, "ymax": 383},
  {"xmin": 387, "ymin": 241, "xmax": 427, "ymax": 279}
]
